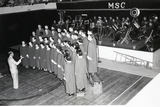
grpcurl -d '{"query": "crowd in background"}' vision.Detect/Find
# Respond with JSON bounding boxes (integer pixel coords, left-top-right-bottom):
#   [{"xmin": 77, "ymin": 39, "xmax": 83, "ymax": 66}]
[
  {"xmin": 60, "ymin": 13, "xmax": 160, "ymax": 51},
  {"xmin": 0, "ymin": 0, "xmax": 57, "ymax": 7}
]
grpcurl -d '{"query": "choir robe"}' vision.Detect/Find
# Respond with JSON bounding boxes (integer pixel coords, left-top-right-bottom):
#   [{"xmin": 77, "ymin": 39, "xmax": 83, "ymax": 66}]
[
  {"xmin": 28, "ymin": 46, "xmax": 36, "ymax": 67},
  {"xmin": 60, "ymin": 55, "xmax": 65, "ymax": 80},
  {"xmin": 39, "ymin": 47, "xmax": 47, "ymax": 69},
  {"xmin": 36, "ymin": 28, "xmax": 45, "ymax": 37},
  {"xmin": 50, "ymin": 48, "xmax": 55, "ymax": 72},
  {"xmin": 46, "ymin": 48, "xmax": 51, "ymax": 71},
  {"xmin": 35, "ymin": 48, "xmax": 40, "ymax": 69},
  {"xmin": 83, "ymin": 38, "xmax": 89, "ymax": 56},
  {"xmin": 53, "ymin": 50, "xmax": 58, "ymax": 75},
  {"xmin": 44, "ymin": 30, "xmax": 52, "ymax": 37},
  {"xmin": 70, "ymin": 50, "xmax": 76, "ymax": 66},
  {"xmin": 87, "ymin": 40, "xmax": 98, "ymax": 73},
  {"xmin": 57, "ymin": 53, "xmax": 63, "ymax": 80},
  {"xmin": 20, "ymin": 45, "xmax": 29, "ymax": 67},
  {"xmin": 75, "ymin": 56, "xmax": 88, "ymax": 90},
  {"xmin": 52, "ymin": 32, "xmax": 58, "ymax": 44},
  {"xmin": 64, "ymin": 61, "xmax": 76, "ymax": 94},
  {"xmin": 79, "ymin": 44, "xmax": 85, "ymax": 57}
]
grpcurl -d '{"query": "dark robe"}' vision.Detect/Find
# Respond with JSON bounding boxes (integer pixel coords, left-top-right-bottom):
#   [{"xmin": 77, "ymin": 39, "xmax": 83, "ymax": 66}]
[
  {"xmin": 50, "ymin": 48, "xmax": 55, "ymax": 72},
  {"xmin": 44, "ymin": 30, "xmax": 52, "ymax": 37},
  {"xmin": 46, "ymin": 48, "xmax": 51, "ymax": 71},
  {"xmin": 28, "ymin": 46, "xmax": 36, "ymax": 67},
  {"xmin": 35, "ymin": 48, "xmax": 40, "ymax": 69},
  {"xmin": 20, "ymin": 45, "xmax": 29, "ymax": 67},
  {"xmin": 39, "ymin": 47, "xmax": 46, "ymax": 69},
  {"xmin": 83, "ymin": 37, "xmax": 89, "ymax": 56},
  {"xmin": 60, "ymin": 54, "xmax": 65, "ymax": 80},
  {"xmin": 57, "ymin": 53, "xmax": 63, "ymax": 80},
  {"xmin": 53, "ymin": 50, "xmax": 58, "ymax": 75},
  {"xmin": 87, "ymin": 40, "xmax": 98, "ymax": 73},
  {"xmin": 75, "ymin": 56, "xmax": 88, "ymax": 90},
  {"xmin": 64, "ymin": 60, "xmax": 76, "ymax": 94},
  {"xmin": 36, "ymin": 28, "xmax": 45, "ymax": 37},
  {"xmin": 52, "ymin": 31, "xmax": 58, "ymax": 44}
]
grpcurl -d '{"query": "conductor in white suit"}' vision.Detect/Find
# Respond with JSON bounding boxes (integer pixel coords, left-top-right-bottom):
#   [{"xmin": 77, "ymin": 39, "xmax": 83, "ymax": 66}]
[{"xmin": 8, "ymin": 51, "xmax": 23, "ymax": 89}]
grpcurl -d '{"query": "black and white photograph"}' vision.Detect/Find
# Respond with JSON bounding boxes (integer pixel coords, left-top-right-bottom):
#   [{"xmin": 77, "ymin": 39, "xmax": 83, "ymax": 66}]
[{"xmin": 0, "ymin": 0, "xmax": 160, "ymax": 106}]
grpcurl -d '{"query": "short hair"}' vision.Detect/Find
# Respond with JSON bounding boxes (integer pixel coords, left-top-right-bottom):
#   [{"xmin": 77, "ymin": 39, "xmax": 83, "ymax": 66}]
[{"xmin": 8, "ymin": 51, "xmax": 13, "ymax": 55}]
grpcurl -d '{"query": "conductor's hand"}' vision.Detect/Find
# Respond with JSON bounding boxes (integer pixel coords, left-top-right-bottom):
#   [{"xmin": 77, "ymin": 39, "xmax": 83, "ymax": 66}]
[{"xmin": 20, "ymin": 55, "xmax": 24, "ymax": 59}]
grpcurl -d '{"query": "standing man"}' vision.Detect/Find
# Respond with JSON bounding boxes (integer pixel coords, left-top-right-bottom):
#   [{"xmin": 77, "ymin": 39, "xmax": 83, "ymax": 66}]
[{"xmin": 8, "ymin": 51, "xmax": 23, "ymax": 89}]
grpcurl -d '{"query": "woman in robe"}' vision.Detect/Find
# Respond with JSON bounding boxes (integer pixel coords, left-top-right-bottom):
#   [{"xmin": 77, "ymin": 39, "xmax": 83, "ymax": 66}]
[
  {"xmin": 39, "ymin": 43, "xmax": 47, "ymax": 71},
  {"xmin": 57, "ymin": 48, "xmax": 63, "ymax": 80},
  {"xmin": 45, "ymin": 44, "xmax": 52, "ymax": 73},
  {"xmin": 87, "ymin": 33, "xmax": 98, "ymax": 75},
  {"xmin": 35, "ymin": 43, "xmax": 40, "ymax": 70},
  {"xmin": 19, "ymin": 41, "xmax": 29, "ymax": 68},
  {"xmin": 64, "ymin": 54, "xmax": 76, "ymax": 96},
  {"xmin": 28, "ymin": 42, "xmax": 36, "ymax": 69},
  {"xmin": 75, "ymin": 49, "xmax": 88, "ymax": 92},
  {"xmin": 50, "ymin": 43, "xmax": 56, "ymax": 73}
]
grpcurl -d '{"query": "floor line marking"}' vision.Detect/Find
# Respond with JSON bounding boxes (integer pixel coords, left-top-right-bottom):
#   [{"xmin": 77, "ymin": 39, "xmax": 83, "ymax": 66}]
[{"xmin": 108, "ymin": 76, "xmax": 144, "ymax": 105}]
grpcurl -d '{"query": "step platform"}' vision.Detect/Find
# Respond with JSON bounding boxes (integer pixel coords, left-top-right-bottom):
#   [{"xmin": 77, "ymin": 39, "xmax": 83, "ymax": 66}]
[{"xmin": 88, "ymin": 73, "xmax": 103, "ymax": 94}]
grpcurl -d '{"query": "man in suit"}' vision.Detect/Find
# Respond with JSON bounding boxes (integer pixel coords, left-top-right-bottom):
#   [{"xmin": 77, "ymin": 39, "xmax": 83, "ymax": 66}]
[{"xmin": 8, "ymin": 51, "xmax": 23, "ymax": 89}]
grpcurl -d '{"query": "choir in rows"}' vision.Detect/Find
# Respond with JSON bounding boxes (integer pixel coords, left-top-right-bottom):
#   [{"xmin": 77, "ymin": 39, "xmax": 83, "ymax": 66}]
[{"xmin": 19, "ymin": 25, "xmax": 98, "ymax": 96}]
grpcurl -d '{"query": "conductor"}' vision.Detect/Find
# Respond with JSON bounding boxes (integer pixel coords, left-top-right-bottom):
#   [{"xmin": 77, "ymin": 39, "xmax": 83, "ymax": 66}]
[{"xmin": 8, "ymin": 51, "xmax": 23, "ymax": 89}]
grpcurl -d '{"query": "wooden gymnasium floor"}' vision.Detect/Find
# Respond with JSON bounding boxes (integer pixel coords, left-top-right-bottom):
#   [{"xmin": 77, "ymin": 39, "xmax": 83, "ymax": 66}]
[{"xmin": 0, "ymin": 66, "xmax": 152, "ymax": 105}]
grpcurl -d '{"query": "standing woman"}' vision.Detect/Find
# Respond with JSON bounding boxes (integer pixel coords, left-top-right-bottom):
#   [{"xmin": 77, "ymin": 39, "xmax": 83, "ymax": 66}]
[
  {"xmin": 28, "ymin": 42, "xmax": 36, "ymax": 69},
  {"xmin": 75, "ymin": 49, "xmax": 88, "ymax": 92},
  {"xmin": 45, "ymin": 44, "xmax": 52, "ymax": 73},
  {"xmin": 20, "ymin": 41, "xmax": 29, "ymax": 68},
  {"xmin": 50, "ymin": 43, "xmax": 56, "ymax": 73},
  {"xmin": 39, "ymin": 43, "xmax": 47, "ymax": 71},
  {"xmin": 64, "ymin": 54, "xmax": 76, "ymax": 96},
  {"xmin": 8, "ymin": 51, "xmax": 23, "ymax": 89},
  {"xmin": 35, "ymin": 43, "xmax": 40, "ymax": 70}
]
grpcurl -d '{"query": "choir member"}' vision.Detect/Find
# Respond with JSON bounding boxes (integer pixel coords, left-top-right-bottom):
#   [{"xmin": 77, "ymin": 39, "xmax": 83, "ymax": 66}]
[
  {"xmin": 45, "ymin": 44, "xmax": 52, "ymax": 73},
  {"xmin": 20, "ymin": 41, "xmax": 29, "ymax": 68},
  {"xmin": 53, "ymin": 46, "xmax": 58, "ymax": 75},
  {"xmin": 39, "ymin": 43, "xmax": 47, "ymax": 71},
  {"xmin": 30, "ymin": 31, "xmax": 37, "ymax": 42},
  {"xmin": 50, "ymin": 43, "xmax": 56, "ymax": 73},
  {"xmin": 61, "ymin": 30, "xmax": 68, "ymax": 42},
  {"xmin": 75, "ymin": 49, "xmax": 88, "ymax": 92},
  {"xmin": 37, "ymin": 36, "xmax": 43, "ymax": 44},
  {"xmin": 64, "ymin": 54, "xmax": 76, "ymax": 96},
  {"xmin": 43, "ymin": 37, "xmax": 49, "ymax": 45},
  {"xmin": 36, "ymin": 24, "xmax": 45, "ymax": 37},
  {"xmin": 57, "ymin": 47, "xmax": 63, "ymax": 80},
  {"xmin": 8, "ymin": 51, "xmax": 23, "ymax": 89},
  {"xmin": 35, "ymin": 43, "xmax": 40, "ymax": 70},
  {"xmin": 49, "ymin": 36, "xmax": 54, "ymax": 44},
  {"xmin": 81, "ymin": 30, "xmax": 89, "ymax": 57},
  {"xmin": 30, "ymin": 36, "xmax": 37, "ymax": 46},
  {"xmin": 28, "ymin": 42, "xmax": 36, "ymax": 69},
  {"xmin": 87, "ymin": 33, "xmax": 98, "ymax": 75},
  {"xmin": 44, "ymin": 25, "xmax": 52, "ymax": 37},
  {"xmin": 77, "ymin": 38, "xmax": 85, "ymax": 58},
  {"xmin": 51, "ymin": 27, "xmax": 58, "ymax": 44}
]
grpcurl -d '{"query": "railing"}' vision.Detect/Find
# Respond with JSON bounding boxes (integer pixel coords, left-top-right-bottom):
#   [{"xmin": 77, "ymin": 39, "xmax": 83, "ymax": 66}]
[{"xmin": 114, "ymin": 51, "xmax": 153, "ymax": 68}]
